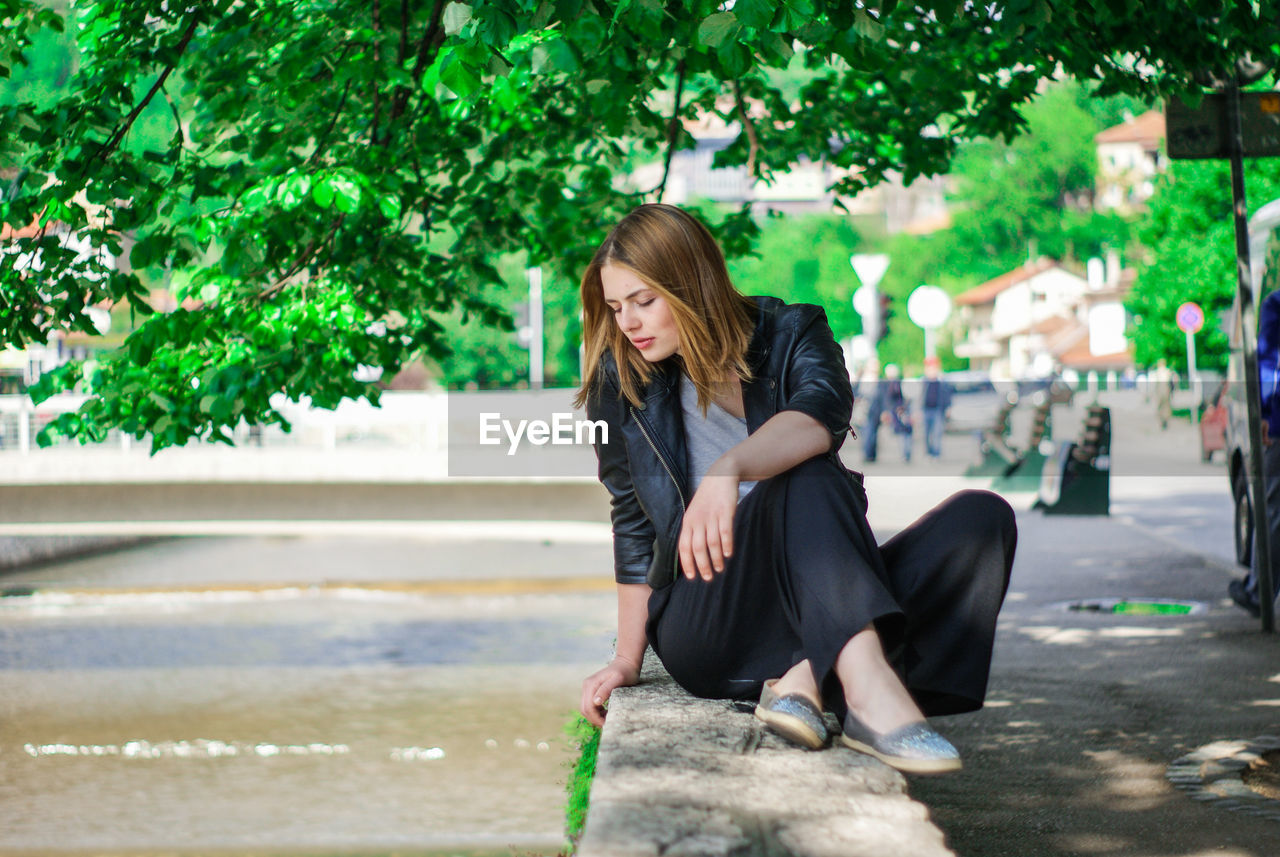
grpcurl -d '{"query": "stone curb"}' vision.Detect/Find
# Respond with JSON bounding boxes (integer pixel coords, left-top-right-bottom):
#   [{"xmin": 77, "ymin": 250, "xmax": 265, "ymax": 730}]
[{"xmin": 577, "ymin": 659, "xmax": 955, "ymax": 857}]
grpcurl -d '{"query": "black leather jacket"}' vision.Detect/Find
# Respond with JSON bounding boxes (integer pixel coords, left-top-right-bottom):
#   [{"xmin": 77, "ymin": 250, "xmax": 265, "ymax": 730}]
[{"xmin": 586, "ymin": 296, "xmax": 855, "ymax": 588}]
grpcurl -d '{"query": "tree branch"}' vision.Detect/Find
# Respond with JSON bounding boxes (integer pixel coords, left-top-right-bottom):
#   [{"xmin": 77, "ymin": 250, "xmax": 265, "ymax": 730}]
[
  {"xmin": 732, "ymin": 79, "xmax": 761, "ymax": 179},
  {"xmin": 259, "ymin": 215, "xmax": 346, "ymax": 299},
  {"xmin": 372, "ymin": 0, "xmax": 382, "ymax": 145},
  {"xmin": 399, "ymin": 0, "xmax": 410, "ymax": 65},
  {"xmin": 96, "ymin": 15, "xmax": 201, "ymax": 163},
  {"xmin": 656, "ymin": 59, "xmax": 687, "ymax": 203},
  {"xmin": 161, "ymin": 84, "xmax": 185, "ymax": 147},
  {"xmin": 388, "ymin": 0, "xmax": 448, "ymax": 128},
  {"xmin": 308, "ymin": 79, "xmax": 354, "ymax": 165}
]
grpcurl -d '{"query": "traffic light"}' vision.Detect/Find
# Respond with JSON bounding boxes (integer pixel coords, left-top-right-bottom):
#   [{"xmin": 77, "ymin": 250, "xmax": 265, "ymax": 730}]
[
  {"xmin": 513, "ymin": 301, "xmax": 531, "ymax": 349},
  {"xmin": 877, "ymin": 294, "xmax": 894, "ymax": 343}
]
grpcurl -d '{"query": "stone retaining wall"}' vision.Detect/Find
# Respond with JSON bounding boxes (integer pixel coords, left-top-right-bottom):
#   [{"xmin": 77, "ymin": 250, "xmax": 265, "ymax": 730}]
[{"xmin": 576, "ymin": 659, "xmax": 954, "ymax": 857}]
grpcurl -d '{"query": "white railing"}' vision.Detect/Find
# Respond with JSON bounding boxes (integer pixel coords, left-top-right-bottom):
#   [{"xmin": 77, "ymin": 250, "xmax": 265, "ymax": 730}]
[{"xmin": 0, "ymin": 392, "xmax": 448, "ymax": 456}]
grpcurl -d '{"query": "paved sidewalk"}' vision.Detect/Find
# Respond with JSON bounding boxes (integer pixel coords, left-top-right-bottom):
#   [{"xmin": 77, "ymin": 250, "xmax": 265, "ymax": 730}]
[
  {"xmin": 911, "ymin": 495, "xmax": 1280, "ymax": 857},
  {"xmin": 899, "ymin": 394, "xmax": 1280, "ymax": 856}
]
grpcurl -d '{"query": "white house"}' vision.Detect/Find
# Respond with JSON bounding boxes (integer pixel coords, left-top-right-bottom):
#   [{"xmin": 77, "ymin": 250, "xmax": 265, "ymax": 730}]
[
  {"xmin": 953, "ymin": 257, "xmax": 1134, "ymax": 379},
  {"xmin": 1095, "ymin": 110, "xmax": 1165, "ymax": 212}
]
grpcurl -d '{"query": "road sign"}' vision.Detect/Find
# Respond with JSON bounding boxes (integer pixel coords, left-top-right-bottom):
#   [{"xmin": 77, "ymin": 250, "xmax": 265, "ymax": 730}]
[
  {"xmin": 1176, "ymin": 301, "xmax": 1205, "ymax": 334},
  {"xmin": 907, "ymin": 285, "xmax": 952, "ymax": 360},
  {"xmin": 850, "ymin": 254, "xmax": 890, "ymax": 290},
  {"xmin": 1167, "ymin": 92, "xmax": 1280, "ymax": 159},
  {"xmin": 907, "ymin": 285, "xmax": 951, "ymax": 329},
  {"xmin": 851, "ymin": 255, "xmax": 889, "ymax": 346}
]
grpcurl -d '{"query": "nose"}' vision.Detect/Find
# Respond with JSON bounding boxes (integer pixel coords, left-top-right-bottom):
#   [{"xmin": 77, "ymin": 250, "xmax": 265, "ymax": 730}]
[{"xmin": 616, "ymin": 304, "xmax": 639, "ymax": 331}]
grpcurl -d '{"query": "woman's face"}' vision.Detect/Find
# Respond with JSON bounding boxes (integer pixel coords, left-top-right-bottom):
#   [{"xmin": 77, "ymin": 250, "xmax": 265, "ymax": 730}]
[{"xmin": 601, "ymin": 264, "xmax": 680, "ymax": 362}]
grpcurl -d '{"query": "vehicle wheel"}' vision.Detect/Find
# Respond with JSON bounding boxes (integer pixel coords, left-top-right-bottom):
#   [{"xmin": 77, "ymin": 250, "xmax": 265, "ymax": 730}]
[{"xmin": 1235, "ymin": 473, "xmax": 1254, "ymax": 568}]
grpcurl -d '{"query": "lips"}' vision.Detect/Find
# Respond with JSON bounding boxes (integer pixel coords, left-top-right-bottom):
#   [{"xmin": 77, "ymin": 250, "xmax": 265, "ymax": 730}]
[{"xmin": 631, "ymin": 337, "xmax": 655, "ymax": 350}]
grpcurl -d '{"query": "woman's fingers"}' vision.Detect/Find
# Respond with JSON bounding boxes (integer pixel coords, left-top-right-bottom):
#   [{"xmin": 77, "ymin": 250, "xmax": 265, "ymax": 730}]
[
  {"xmin": 678, "ymin": 477, "xmax": 739, "ymax": 582},
  {"xmin": 679, "ymin": 516, "xmax": 717, "ymax": 581},
  {"xmin": 678, "ymin": 528, "xmax": 696, "ymax": 580},
  {"xmin": 582, "ymin": 674, "xmax": 615, "ymax": 727}
]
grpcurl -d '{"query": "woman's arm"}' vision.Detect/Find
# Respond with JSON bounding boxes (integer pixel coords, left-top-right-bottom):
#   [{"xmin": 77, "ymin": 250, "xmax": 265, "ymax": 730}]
[
  {"xmin": 711, "ymin": 409, "xmax": 830, "ymax": 482},
  {"xmin": 679, "ymin": 410, "xmax": 829, "ymax": 581},
  {"xmin": 581, "ymin": 582, "xmax": 650, "ymax": 727}
]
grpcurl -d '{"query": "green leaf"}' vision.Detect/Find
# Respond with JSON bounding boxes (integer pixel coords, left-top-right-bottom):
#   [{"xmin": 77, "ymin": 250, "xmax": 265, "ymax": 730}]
[
  {"xmin": 330, "ymin": 175, "xmax": 361, "ymax": 213},
  {"xmin": 312, "ymin": 179, "xmax": 335, "ymax": 209},
  {"xmin": 733, "ymin": 0, "xmax": 775, "ymax": 30},
  {"xmin": 443, "ymin": 2, "xmax": 473, "ymax": 36},
  {"xmin": 441, "ymin": 58, "xmax": 483, "ymax": 98},
  {"xmin": 717, "ymin": 41, "xmax": 752, "ymax": 77},
  {"xmin": 278, "ymin": 174, "xmax": 312, "ymax": 207},
  {"xmin": 378, "ymin": 194, "xmax": 402, "ymax": 220},
  {"xmin": 697, "ymin": 12, "xmax": 741, "ymax": 49}
]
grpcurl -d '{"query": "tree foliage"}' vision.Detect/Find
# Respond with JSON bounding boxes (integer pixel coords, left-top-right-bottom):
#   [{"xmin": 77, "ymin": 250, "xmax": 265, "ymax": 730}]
[
  {"xmin": 1127, "ymin": 158, "xmax": 1280, "ymax": 373},
  {"xmin": 1, "ymin": 0, "xmax": 1277, "ymax": 448}
]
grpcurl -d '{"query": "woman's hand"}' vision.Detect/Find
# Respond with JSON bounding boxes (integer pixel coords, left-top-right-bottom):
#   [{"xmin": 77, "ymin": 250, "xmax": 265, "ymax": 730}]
[
  {"xmin": 678, "ymin": 473, "xmax": 739, "ymax": 581},
  {"xmin": 581, "ymin": 656, "xmax": 641, "ymax": 727}
]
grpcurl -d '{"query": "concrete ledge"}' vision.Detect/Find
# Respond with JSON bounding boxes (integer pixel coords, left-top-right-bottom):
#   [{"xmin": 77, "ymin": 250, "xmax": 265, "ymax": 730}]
[
  {"xmin": 0, "ymin": 480, "xmax": 609, "ymax": 529},
  {"xmin": 577, "ymin": 659, "xmax": 954, "ymax": 857},
  {"xmin": 0, "ymin": 536, "xmax": 156, "ymax": 573}
]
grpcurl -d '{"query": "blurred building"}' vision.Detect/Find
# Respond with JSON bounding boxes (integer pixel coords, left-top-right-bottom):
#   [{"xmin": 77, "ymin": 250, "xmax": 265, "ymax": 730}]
[
  {"xmin": 627, "ymin": 110, "xmax": 951, "ymax": 234},
  {"xmin": 1094, "ymin": 109, "xmax": 1165, "ymax": 213},
  {"xmin": 953, "ymin": 254, "xmax": 1134, "ymax": 379},
  {"xmin": 1, "ymin": 214, "xmax": 120, "ymax": 391}
]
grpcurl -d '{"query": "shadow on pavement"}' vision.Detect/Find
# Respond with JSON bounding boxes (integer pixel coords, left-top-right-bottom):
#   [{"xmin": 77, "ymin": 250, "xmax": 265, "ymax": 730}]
[{"xmin": 912, "ymin": 508, "xmax": 1280, "ymax": 857}]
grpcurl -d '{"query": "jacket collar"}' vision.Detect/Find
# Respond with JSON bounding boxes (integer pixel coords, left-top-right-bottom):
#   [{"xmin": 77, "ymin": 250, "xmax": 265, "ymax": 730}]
[{"xmin": 745, "ymin": 295, "xmax": 781, "ymax": 374}]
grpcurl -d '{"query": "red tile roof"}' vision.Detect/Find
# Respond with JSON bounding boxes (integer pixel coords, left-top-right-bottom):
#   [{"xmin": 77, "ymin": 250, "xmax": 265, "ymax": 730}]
[
  {"xmin": 955, "ymin": 258, "xmax": 1060, "ymax": 307},
  {"xmin": 1094, "ymin": 110, "xmax": 1165, "ymax": 146}
]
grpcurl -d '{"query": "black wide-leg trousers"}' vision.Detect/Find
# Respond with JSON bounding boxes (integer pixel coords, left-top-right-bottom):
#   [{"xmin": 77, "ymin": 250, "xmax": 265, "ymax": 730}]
[{"xmin": 646, "ymin": 456, "xmax": 1016, "ymax": 718}]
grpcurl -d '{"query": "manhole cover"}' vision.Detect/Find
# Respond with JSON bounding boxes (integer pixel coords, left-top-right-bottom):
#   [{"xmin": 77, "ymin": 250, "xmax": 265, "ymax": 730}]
[
  {"xmin": 1062, "ymin": 598, "xmax": 1207, "ymax": 616},
  {"xmin": 1244, "ymin": 750, "xmax": 1280, "ymax": 800}
]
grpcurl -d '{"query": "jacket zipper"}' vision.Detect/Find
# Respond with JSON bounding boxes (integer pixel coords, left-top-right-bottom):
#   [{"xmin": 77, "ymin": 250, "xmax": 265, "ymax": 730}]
[{"xmin": 630, "ymin": 405, "xmax": 686, "ymax": 582}]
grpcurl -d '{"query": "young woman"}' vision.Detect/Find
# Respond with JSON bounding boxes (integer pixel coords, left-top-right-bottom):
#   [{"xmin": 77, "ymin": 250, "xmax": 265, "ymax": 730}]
[{"xmin": 574, "ymin": 204, "xmax": 1015, "ymax": 774}]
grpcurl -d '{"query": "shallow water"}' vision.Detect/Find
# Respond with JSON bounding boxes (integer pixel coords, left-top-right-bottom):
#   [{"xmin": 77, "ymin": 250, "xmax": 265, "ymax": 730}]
[{"xmin": 0, "ymin": 565, "xmax": 615, "ymax": 855}]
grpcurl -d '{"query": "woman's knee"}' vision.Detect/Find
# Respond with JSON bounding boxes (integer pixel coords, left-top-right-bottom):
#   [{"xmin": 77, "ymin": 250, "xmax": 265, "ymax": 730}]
[{"xmin": 942, "ymin": 489, "xmax": 1016, "ymax": 541}]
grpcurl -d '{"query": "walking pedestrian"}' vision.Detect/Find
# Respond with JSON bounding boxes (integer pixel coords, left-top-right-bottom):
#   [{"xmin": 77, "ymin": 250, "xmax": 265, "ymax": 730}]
[
  {"xmin": 883, "ymin": 364, "xmax": 912, "ymax": 462},
  {"xmin": 574, "ymin": 204, "xmax": 1016, "ymax": 774},
  {"xmin": 1152, "ymin": 359, "xmax": 1173, "ymax": 430},
  {"xmin": 858, "ymin": 359, "xmax": 883, "ymax": 464},
  {"xmin": 920, "ymin": 356, "xmax": 952, "ymax": 460}
]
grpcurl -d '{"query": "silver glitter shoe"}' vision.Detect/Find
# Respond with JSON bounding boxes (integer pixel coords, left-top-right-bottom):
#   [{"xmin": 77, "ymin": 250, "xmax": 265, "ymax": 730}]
[
  {"xmin": 754, "ymin": 679, "xmax": 828, "ymax": 750},
  {"xmin": 840, "ymin": 712, "xmax": 962, "ymax": 774}
]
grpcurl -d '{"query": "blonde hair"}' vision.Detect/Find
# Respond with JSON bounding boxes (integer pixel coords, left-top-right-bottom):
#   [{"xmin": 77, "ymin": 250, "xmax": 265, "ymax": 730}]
[{"xmin": 574, "ymin": 204, "xmax": 755, "ymax": 412}]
